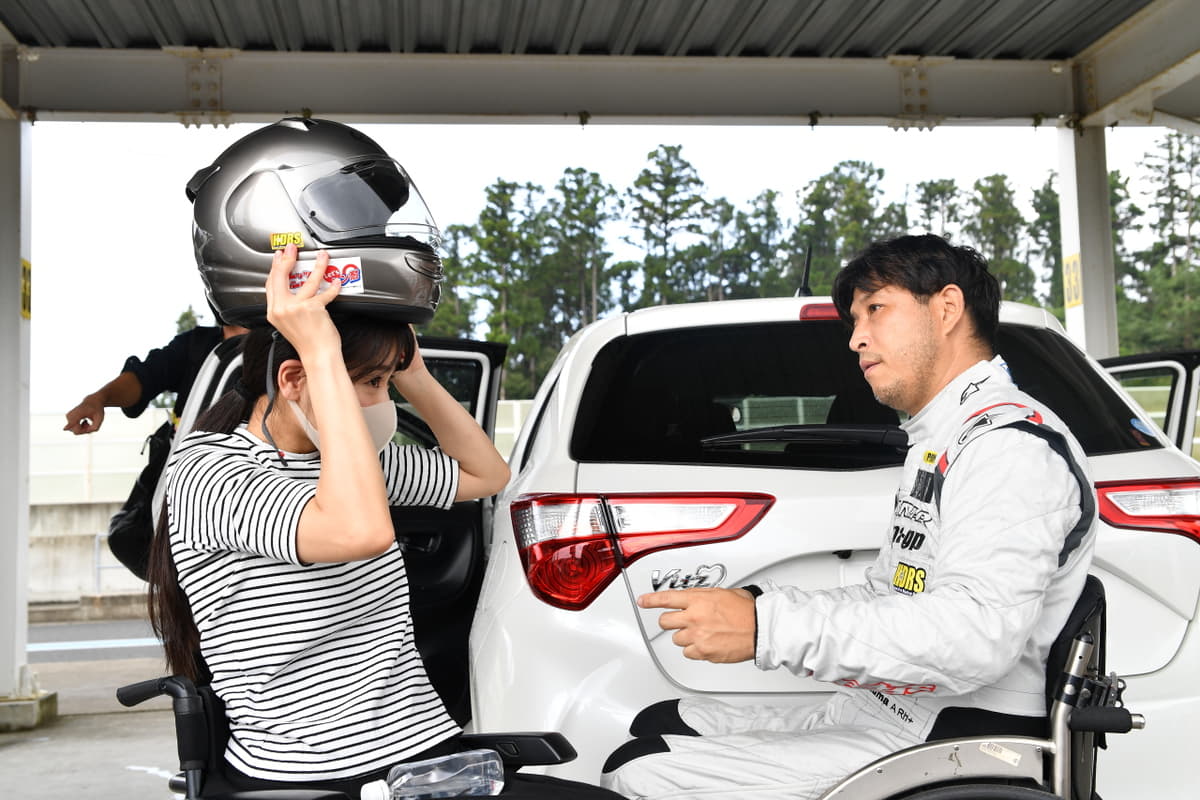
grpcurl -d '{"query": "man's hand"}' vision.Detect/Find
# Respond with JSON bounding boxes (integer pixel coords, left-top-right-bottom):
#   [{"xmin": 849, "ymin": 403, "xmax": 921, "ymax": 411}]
[
  {"xmin": 64, "ymin": 395, "xmax": 106, "ymax": 434},
  {"xmin": 639, "ymin": 587, "xmax": 757, "ymax": 664}
]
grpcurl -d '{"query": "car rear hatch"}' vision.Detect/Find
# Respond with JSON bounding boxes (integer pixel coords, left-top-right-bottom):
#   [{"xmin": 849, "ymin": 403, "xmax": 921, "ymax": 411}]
[{"xmin": 511, "ymin": 300, "xmax": 1200, "ymax": 694}]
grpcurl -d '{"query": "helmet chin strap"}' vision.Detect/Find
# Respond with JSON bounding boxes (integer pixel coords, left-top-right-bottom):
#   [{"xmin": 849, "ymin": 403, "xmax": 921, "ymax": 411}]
[{"xmin": 261, "ymin": 330, "xmax": 288, "ymax": 465}]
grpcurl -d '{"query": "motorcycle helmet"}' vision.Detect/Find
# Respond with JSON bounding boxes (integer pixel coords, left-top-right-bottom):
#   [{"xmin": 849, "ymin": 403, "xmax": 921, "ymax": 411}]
[{"xmin": 187, "ymin": 117, "xmax": 443, "ymax": 326}]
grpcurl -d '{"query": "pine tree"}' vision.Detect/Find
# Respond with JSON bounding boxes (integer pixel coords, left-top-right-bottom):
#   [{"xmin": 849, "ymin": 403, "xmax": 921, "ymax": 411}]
[
  {"xmin": 625, "ymin": 145, "xmax": 708, "ymax": 307},
  {"xmin": 1121, "ymin": 131, "xmax": 1200, "ymax": 352},
  {"xmin": 791, "ymin": 161, "xmax": 906, "ymax": 294},
  {"xmin": 962, "ymin": 174, "xmax": 1035, "ymax": 303},
  {"xmin": 1027, "ymin": 172, "xmax": 1062, "ymax": 314},
  {"xmin": 419, "ymin": 223, "xmax": 477, "ymax": 339},
  {"xmin": 546, "ymin": 168, "xmax": 621, "ymax": 327},
  {"xmin": 914, "ymin": 178, "xmax": 960, "ymax": 238}
]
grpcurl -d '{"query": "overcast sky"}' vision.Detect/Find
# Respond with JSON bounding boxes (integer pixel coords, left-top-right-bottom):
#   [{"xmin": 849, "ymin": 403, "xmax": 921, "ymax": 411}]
[{"xmin": 29, "ymin": 120, "xmax": 1165, "ymax": 415}]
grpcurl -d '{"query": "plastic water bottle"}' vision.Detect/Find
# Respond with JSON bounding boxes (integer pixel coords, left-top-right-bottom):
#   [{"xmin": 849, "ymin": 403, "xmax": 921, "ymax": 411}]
[{"xmin": 360, "ymin": 749, "xmax": 505, "ymax": 800}]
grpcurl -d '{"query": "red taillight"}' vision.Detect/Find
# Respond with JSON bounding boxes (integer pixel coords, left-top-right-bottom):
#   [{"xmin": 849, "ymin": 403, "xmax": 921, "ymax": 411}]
[
  {"xmin": 511, "ymin": 493, "xmax": 774, "ymax": 610},
  {"xmin": 799, "ymin": 303, "xmax": 839, "ymax": 320},
  {"xmin": 1096, "ymin": 478, "xmax": 1200, "ymax": 543}
]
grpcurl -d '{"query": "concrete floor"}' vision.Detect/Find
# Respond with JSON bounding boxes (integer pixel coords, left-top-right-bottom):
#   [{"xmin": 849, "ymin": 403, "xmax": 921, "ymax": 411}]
[{"xmin": 0, "ymin": 657, "xmax": 179, "ymax": 800}]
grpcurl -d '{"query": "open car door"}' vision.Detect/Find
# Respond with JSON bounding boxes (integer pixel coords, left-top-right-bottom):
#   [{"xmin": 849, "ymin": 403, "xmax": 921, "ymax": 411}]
[
  {"xmin": 1101, "ymin": 350, "xmax": 1200, "ymax": 460},
  {"xmin": 391, "ymin": 337, "xmax": 507, "ymax": 725},
  {"xmin": 164, "ymin": 334, "xmax": 507, "ymax": 725}
]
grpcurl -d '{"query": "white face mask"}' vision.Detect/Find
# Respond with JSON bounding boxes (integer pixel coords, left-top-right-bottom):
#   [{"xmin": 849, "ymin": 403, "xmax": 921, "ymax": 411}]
[{"xmin": 287, "ymin": 398, "xmax": 398, "ymax": 454}]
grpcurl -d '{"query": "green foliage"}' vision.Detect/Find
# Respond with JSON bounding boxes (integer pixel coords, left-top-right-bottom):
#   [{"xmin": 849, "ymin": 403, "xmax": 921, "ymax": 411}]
[
  {"xmin": 176, "ymin": 305, "xmax": 198, "ymax": 333},
  {"xmin": 1027, "ymin": 173, "xmax": 1062, "ymax": 314},
  {"xmin": 418, "ymin": 224, "xmax": 476, "ymax": 339},
  {"xmin": 790, "ymin": 160, "xmax": 907, "ymax": 294},
  {"xmin": 624, "ymin": 145, "xmax": 709, "ymax": 307},
  {"xmin": 434, "ymin": 131, "xmax": 1197, "ymax": 396},
  {"xmin": 963, "ymin": 175, "xmax": 1036, "ymax": 303},
  {"xmin": 546, "ymin": 168, "xmax": 622, "ymax": 326},
  {"xmin": 1118, "ymin": 131, "xmax": 1199, "ymax": 353},
  {"xmin": 914, "ymin": 179, "xmax": 960, "ymax": 237}
]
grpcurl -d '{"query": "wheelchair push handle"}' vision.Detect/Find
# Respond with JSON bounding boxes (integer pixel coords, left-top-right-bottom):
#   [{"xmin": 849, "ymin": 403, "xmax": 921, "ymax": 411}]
[
  {"xmin": 1070, "ymin": 705, "xmax": 1146, "ymax": 734},
  {"xmin": 116, "ymin": 675, "xmax": 199, "ymax": 707}
]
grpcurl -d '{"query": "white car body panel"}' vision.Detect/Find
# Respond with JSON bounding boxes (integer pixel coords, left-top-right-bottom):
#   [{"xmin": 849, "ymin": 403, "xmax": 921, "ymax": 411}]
[{"xmin": 471, "ymin": 297, "xmax": 1200, "ymax": 798}]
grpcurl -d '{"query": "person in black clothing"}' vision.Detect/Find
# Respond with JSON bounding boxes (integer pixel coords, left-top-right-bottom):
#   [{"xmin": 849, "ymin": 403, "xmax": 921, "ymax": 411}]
[
  {"xmin": 64, "ymin": 323, "xmax": 247, "ymax": 434},
  {"xmin": 63, "ymin": 321, "xmax": 248, "ymax": 580}
]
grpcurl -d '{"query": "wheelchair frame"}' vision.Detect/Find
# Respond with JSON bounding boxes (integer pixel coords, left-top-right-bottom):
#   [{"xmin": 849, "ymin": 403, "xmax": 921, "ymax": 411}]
[
  {"xmin": 121, "ymin": 575, "xmax": 1141, "ymax": 800},
  {"xmin": 818, "ymin": 633, "xmax": 1144, "ymax": 799}
]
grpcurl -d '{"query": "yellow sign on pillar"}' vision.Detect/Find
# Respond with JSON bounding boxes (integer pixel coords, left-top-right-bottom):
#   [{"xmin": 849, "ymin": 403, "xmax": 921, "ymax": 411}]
[
  {"xmin": 1063, "ymin": 253, "xmax": 1082, "ymax": 309},
  {"xmin": 20, "ymin": 259, "xmax": 31, "ymax": 320}
]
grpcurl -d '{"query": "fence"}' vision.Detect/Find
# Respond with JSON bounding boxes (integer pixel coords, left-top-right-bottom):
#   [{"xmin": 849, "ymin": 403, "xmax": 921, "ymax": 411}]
[{"xmin": 27, "ymin": 402, "xmax": 532, "ymax": 603}]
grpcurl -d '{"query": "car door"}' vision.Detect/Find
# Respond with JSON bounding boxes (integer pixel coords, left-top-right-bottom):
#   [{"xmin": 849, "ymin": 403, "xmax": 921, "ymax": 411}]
[
  {"xmin": 1101, "ymin": 351, "xmax": 1200, "ymax": 459},
  {"xmin": 393, "ymin": 336, "xmax": 507, "ymax": 725}
]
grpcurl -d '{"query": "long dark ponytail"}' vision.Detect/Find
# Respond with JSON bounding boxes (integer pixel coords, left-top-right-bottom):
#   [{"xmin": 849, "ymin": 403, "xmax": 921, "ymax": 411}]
[{"xmin": 147, "ymin": 319, "xmax": 414, "ymax": 681}]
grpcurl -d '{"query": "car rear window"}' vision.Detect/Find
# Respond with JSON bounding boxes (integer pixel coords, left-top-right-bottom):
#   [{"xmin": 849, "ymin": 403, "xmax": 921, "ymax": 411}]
[{"xmin": 569, "ymin": 320, "xmax": 1157, "ymax": 469}]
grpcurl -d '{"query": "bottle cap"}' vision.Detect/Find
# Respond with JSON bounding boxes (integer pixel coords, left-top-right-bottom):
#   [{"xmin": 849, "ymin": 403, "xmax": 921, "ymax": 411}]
[{"xmin": 359, "ymin": 778, "xmax": 390, "ymax": 800}]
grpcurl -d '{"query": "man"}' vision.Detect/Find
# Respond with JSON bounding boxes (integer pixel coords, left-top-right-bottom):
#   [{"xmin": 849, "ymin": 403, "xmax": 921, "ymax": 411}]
[
  {"xmin": 602, "ymin": 234, "xmax": 1097, "ymax": 800},
  {"xmin": 64, "ymin": 319, "xmax": 248, "ymax": 579},
  {"xmin": 64, "ymin": 320, "xmax": 248, "ymax": 435}
]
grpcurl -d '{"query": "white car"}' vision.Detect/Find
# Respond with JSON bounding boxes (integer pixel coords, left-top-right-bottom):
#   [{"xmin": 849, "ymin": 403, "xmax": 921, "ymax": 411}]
[{"xmin": 468, "ymin": 296, "xmax": 1200, "ymax": 799}]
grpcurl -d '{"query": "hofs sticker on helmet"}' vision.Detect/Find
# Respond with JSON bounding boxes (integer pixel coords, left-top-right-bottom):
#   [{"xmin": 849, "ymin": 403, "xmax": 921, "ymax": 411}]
[{"xmin": 188, "ymin": 117, "xmax": 444, "ymax": 326}]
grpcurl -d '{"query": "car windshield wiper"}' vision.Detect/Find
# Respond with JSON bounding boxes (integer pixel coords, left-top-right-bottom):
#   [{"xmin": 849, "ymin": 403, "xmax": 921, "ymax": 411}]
[{"xmin": 701, "ymin": 424, "xmax": 909, "ymax": 449}]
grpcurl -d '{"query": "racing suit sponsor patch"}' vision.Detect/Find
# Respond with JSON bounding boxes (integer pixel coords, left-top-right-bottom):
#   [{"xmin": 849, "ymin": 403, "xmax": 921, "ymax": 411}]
[
  {"xmin": 895, "ymin": 500, "xmax": 933, "ymax": 525},
  {"xmin": 910, "ymin": 468, "xmax": 935, "ymax": 503},
  {"xmin": 957, "ymin": 413, "xmax": 993, "ymax": 445},
  {"xmin": 892, "ymin": 561, "xmax": 926, "ymax": 595},
  {"xmin": 891, "ymin": 526, "xmax": 926, "ymax": 551},
  {"xmin": 959, "ymin": 377, "xmax": 990, "ymax": 405},
  {"xmin": 835, "ymin": 679, "xmax": 937, "ymax": 696}
]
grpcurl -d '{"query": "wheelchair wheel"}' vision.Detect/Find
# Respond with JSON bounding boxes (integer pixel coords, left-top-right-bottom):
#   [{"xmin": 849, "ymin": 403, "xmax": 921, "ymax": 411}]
[{"xmin": 899, "ymin": 785, "xmax": 1055, "ymax": 799}]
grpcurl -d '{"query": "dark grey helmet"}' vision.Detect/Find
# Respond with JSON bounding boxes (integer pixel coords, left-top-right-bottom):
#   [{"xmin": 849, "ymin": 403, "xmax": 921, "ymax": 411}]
[{"xmin": 187, "ymin": 117, "xmax": 443, "ymax": 326}]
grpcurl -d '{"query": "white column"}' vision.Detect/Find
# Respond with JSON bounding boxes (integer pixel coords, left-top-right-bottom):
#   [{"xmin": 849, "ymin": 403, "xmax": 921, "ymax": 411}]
[
  {"xmin": 0, "ymin": 115, "xmax": 32, "ymax": 700},
  {"xmin": 1057, "ymin": 125, "xmax": 1119, "ymax": 358}
]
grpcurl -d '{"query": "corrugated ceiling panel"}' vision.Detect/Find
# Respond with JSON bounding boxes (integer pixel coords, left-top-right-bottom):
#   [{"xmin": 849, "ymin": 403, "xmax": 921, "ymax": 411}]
[{"xmin": 0, "ymin": 0, "xmax": 1161, "ymax": 59}]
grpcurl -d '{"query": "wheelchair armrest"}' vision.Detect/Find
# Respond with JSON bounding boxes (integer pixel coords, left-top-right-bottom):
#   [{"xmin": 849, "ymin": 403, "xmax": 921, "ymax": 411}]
[
  {"xmin": 194, "ymin": 791, "xmax": 350, "ymax": 800},
  {"xmin": 457, "ymin": 732, "xmax": 577, "ymax": 766}
]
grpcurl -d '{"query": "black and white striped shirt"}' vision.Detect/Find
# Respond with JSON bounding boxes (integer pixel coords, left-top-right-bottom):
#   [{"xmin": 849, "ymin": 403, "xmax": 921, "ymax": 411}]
[{"xmin": 164, "ymin": 425, "xmax": 461, "ymax": 782}]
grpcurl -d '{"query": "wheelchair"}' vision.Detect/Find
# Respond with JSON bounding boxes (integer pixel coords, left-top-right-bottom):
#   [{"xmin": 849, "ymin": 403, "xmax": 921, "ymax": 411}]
[
  {"xmin": 121, "ymin": 574, "xmax": 1139, "ymax": 800},
  {"xmin": 816, "ymin": 575, "xmax": 1144, "ymax": 799},
  {"xmin": 116, "ymin": 673, "xmax": 587, "ymax": 800}
]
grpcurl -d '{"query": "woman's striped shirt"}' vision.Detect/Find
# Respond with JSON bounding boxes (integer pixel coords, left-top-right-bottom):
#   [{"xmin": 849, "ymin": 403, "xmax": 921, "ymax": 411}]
[{"xmin": 163, "ymin": 425, "xmax": 461, "ymax": 782}]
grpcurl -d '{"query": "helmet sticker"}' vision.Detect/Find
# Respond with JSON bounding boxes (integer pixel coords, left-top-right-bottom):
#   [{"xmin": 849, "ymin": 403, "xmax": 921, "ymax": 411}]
[
  {"xmin": 270, "ymin": 232, "xmax": 305, "ymax": 249},
  {"xmin": 288, "ymin": 257, "xmax": 364, "ymax": 296}
]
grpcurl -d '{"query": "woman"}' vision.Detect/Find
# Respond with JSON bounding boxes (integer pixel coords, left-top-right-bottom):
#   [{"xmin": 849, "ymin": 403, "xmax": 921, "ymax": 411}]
[{"xmin": 148, "ymin": 244, "xmax": 510, "ymax": 793}]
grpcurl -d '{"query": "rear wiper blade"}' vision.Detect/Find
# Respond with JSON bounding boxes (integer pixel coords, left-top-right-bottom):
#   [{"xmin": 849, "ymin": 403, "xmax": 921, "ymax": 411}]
[{"xmin": 701, "ymin": 424, "xmax": 908, "ymax": 449}]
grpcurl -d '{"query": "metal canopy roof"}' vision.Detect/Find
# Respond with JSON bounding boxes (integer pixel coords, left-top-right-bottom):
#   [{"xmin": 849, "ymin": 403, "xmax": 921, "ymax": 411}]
[
  {"xmin": 0, "ymin": 0, "xmax": 1158, "ymax": 58},
  {"xmin": 0, "ymin": 0, "xmax": 1196, "ymax": 131}
]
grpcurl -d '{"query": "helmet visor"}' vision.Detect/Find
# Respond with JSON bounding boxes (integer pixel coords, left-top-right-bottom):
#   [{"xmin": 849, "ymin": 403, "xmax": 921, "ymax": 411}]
[{"xmin": 291, "ymin": 158, "xmax": 440, "ymax": 248}]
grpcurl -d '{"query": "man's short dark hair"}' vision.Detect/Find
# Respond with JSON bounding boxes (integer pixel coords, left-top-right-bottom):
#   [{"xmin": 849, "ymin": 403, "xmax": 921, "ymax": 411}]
[{"xmin": 831, "ymin": 234, "xmax": 1001, "ymax": 352}]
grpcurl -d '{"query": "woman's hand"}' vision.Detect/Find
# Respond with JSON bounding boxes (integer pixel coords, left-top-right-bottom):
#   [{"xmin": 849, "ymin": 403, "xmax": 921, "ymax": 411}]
[
  {"xmin": 390, "ymin": 327, "xmax": 428, "ymax": 392},
  {"xmin": 263, "ymin": 244, "xmax": 396, "ymax": 564},
  {"xmin": 265, "ymin": 244, "xmax": 341, "ymax": 360},
  {"xmin": 391, "ymin": 340, "xmax": 511, "ymax": 502}
]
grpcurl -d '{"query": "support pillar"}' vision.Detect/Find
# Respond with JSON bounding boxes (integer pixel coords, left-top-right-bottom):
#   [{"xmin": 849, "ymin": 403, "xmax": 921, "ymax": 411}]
[
  {"xmin": 1057, "ymin": 125, "xmax": 1119, "ymax": 358},
  {"xmin": 0, "ymin": 113, "xmax": 51, "ymax": 730}
]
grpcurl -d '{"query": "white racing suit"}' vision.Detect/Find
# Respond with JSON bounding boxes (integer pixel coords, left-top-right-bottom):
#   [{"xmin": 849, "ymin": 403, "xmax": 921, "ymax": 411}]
[{"xmin": 604, "ymin": 357, "xmax": 1097, "ymax": 800}]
